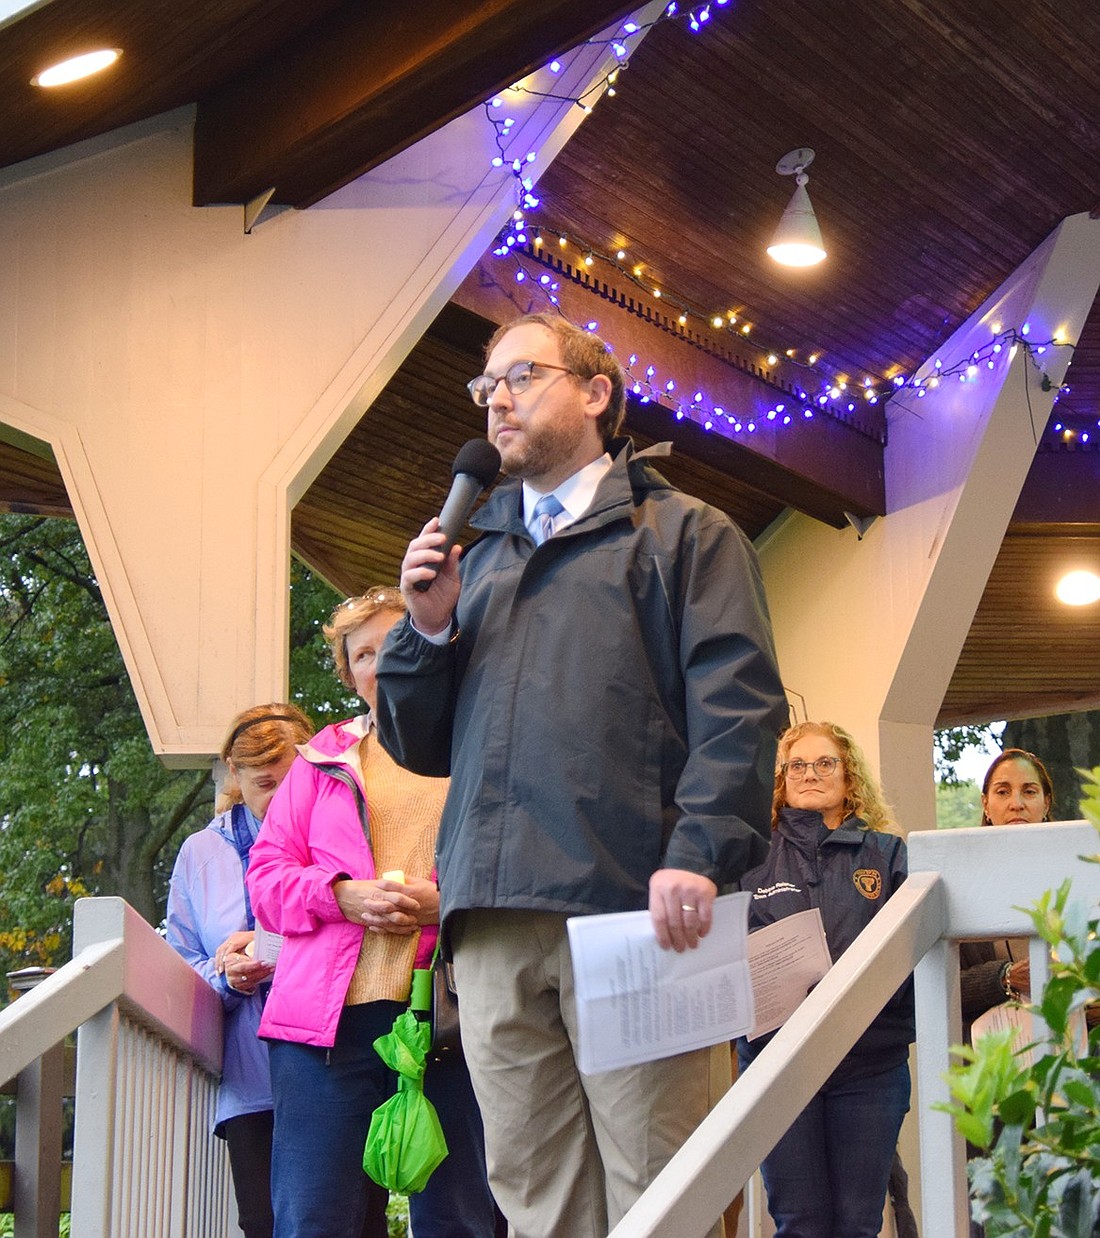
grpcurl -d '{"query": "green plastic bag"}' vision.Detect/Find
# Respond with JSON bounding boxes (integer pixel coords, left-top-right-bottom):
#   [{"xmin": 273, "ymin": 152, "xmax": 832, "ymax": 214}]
[{"xmin": 363, "ymin": 1008, "xmax": 448, "ymax": 1193}]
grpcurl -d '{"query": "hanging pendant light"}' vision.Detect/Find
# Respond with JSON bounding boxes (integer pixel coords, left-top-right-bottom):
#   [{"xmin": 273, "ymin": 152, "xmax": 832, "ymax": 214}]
[
  {"xmin": 31, "ymin": 48, "xmax": 123, "ymax": 88},
  {"xmin": 767, "ymin": 148, "xmax": 826, "ymax": 267}
]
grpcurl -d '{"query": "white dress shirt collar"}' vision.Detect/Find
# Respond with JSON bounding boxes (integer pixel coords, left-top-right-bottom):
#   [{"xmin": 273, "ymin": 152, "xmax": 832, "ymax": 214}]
[{"xmin": 522, "ymin": 452, "xmax": 612, "ymax": 534}]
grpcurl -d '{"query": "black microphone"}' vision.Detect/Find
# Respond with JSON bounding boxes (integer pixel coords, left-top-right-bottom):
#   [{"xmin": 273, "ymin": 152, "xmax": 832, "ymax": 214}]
[{"xmin": 414, "ymin": 439, "xmax": 501, "ymax": 591}]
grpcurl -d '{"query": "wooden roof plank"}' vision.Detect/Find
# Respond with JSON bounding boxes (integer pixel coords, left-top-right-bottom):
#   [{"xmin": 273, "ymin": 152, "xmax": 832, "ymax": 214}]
[{"xmin": 192, "ymin": 0, "xmax": 639, "ymax": 207}]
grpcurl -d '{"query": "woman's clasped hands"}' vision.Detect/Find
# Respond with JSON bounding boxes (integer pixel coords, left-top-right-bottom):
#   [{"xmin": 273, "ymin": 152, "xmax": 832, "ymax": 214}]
[{"xmin": 333, "ymin": 875, "xmax": 440, "ymax": 934}]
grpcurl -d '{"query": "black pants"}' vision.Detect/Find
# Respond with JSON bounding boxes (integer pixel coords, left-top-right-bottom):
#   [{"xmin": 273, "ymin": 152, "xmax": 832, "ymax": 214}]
[{"xmin": 222, "ymin": 1109, "xmax": 389, "ymax": 1238}]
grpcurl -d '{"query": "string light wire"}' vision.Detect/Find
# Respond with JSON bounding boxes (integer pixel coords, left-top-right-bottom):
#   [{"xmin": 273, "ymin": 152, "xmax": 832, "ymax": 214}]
[{"xmin": 480, "ymin": 3, "xmax": 1085, "ymax": 450}]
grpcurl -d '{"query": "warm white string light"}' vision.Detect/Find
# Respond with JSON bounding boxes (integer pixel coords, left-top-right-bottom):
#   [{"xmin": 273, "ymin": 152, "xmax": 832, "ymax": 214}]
[{"xmin": 495, "ymin": 243, "xmax": 1081, "ymax": 453}]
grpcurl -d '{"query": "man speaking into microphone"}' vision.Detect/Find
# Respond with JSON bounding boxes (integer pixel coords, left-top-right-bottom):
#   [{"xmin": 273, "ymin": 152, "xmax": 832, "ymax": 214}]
[{"xmin": 375, "ymin": 312, "xmax": 787, "ymax": 1238}]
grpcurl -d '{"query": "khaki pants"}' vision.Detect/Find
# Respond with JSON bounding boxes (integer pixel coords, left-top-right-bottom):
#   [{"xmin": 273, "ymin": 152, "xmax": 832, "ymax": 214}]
[{"xmin": 452, "ymin": 909, "xmax": 721, "ymax": 1238}]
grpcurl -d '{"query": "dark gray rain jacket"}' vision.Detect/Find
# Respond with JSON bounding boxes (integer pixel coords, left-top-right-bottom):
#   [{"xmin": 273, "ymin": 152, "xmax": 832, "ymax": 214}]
[{"xmin": 376, "ymin": 438, "xmax": 788, "ymax": 922}]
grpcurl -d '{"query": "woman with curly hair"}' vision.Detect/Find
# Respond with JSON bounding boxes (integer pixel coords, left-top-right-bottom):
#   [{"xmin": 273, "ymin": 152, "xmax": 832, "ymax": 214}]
[
  {"xmin": 736, "ymin": 721, "xmax": 915, "ymax": 1238},
  {"xmin": 246, "ymin": 588, "xmax": 502, "ymax": 1238}
]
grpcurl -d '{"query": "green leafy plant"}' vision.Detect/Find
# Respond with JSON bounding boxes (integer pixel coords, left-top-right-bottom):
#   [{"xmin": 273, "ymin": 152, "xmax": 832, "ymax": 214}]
[
  {"xmin": 939, "ymin": 767, "xmax": 1100, "ymax": 1237},
  {"xmin": 0, "ymin": 1215, "xmax": 68, "ymax": 1236},
  {"xmin": 386, "ymin": 1193, "xmax": 410, "ymax": 1237}
]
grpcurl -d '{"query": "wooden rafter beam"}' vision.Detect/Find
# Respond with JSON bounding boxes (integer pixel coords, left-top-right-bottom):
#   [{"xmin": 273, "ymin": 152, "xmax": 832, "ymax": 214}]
[
  {"xmin": 452, "ymin": 257, "xmax": 886, "ymax": 528},
  {"xmin": 193, "ymin": 0, "xmax": 638, "ymax": 208}
]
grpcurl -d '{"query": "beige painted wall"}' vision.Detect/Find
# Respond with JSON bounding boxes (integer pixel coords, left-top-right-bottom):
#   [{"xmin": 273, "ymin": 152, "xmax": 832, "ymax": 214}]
[{"xmin": 0, "ymin": 12, "xmax": 654, "ymax": 763}]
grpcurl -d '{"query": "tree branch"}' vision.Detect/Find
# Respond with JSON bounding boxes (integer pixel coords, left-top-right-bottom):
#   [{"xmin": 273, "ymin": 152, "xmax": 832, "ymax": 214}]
[
  {"xmin": 144, "ymin": 767, "xmax": 212, "ymax": 859},
  {"xmin": 0, "ymin": 516, "xmax": 47, "ymax": 552},
  {"xmin": 21, "ymin": 549, "xmax": 106, "ymax": 612}
]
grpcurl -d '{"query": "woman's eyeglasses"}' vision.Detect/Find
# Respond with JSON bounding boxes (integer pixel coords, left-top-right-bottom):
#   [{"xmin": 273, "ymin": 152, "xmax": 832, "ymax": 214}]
[{"xmin": 782, "ymin": 756, "xmax": 844, "ymax": 780}]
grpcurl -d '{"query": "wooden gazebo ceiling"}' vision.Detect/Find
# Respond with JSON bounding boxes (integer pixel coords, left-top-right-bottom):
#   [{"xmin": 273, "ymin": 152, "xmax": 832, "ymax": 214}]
[
  {"xmin": 290, "ymin": 305, "xmax": 790, "ymax": 593},
  {"xmin": 0, "ymin": 0, "xmax": 638, "ymax": 208},
  {"xmin": 940, "ymin": 525, "xmax": 1100, "ymax": 727},
  {"xmin": 0, "ymin": 0, "xmax": 1098, "ymax": 725},
  {"xmin": 533, "ymin": 1, "xmax": 1100, "ymax": 410}
]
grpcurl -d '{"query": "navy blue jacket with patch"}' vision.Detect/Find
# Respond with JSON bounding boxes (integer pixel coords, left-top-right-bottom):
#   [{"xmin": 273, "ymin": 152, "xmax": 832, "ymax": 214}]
[{"xmin": 737, "ymin": 807, "xmax": 915, "ymax": 1080}]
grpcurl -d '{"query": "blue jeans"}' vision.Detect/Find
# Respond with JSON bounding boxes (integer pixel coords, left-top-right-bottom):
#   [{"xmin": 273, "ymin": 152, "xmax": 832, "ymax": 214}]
[
  {"xmin": 742, "ymin": 1053, "xmax": 911, "ymax": 1238},
  {"xmin": 269, "ymin": 1001, "xmax": 500, "ymax": 1238},
  {"xmin": 222, "ymin": 1107, "xmax": 389, "ymax": 1238}
]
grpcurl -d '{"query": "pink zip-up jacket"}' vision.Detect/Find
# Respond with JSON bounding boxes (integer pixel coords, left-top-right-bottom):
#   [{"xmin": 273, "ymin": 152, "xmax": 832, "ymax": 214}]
[{"xmin": 247, "ymin": 716, "xmax": 439, "ymax": 1047}]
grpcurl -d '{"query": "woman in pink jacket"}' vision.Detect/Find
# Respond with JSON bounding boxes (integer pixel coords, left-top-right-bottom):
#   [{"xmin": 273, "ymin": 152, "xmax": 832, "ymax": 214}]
[{"xmin": 246, "ymin": 587, "xmax": 501, "ymax": 1238}]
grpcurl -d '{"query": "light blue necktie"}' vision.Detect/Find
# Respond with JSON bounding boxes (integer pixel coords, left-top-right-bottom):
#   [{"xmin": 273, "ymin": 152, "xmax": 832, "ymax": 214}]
[{"xmin": 532, "ymin": 494, "xmax": 565, "ymax": 546}]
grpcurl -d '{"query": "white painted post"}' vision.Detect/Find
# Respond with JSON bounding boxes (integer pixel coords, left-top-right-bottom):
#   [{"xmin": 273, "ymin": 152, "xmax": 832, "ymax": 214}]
[{"xmin": 909, "ymin": 822, "xmax": 1100, "ymax": 1237}]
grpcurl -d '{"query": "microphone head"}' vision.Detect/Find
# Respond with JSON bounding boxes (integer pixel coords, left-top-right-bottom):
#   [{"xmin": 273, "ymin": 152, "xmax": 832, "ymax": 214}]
[{"xmin": 452, "ymin": 439, "xmax": 501, "ymax": 488}]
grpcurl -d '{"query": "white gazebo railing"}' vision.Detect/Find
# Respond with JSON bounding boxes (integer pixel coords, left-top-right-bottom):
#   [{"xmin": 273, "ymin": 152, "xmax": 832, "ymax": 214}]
[
  {"xmin": 910, "ymin": 821, "xmax": 1098, "ymax": 1238},
  {"xmin": 609, "ymin": 820, "xmax": 1099, "ymax": 1238},
  {"xmin": 0, "ymin": 896, "xmax": 236, "ymax": 1238},
  {"xmin": 3, "ymin": 823, "xmax": 1097, "ymax": 1238}
]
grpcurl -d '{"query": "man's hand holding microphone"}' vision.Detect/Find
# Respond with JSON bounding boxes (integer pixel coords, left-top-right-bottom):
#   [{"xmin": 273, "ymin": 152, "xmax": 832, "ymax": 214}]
[{"xmin": 400, "ymin": 439, "xmax": 500, "ymax": 634}]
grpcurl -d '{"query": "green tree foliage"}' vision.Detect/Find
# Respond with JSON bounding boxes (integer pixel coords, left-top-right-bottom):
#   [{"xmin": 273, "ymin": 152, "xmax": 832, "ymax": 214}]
[
  {"xmin": 1002, "ymin": 714, "xmax": 1100, "ymax": 824},
  {"xmin": 936, "ymin": 780, "xmax": 983, "ymax": 829},
  {"xmin": 935, "ymin": 717, "xmax": 1100, "ymax": 823},
  {"xmin": 0, "ymin": 513, "xmax": 355, "ymax": 988},
  {"xmin": 0, "ymin": 515, "xmax": 211, "ymax": 978},
  {"xmin": 287, "ymin": 564, "xmax": 359, "ymax": 724},
  {"xmin": 935, "ymin": 725, "xmax": 1001, "ymax": 785}
]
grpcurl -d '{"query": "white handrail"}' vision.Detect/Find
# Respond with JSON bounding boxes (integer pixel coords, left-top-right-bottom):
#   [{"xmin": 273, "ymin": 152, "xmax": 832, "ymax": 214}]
[
  {"xmin": 0, "ymin": 940, "xmax": 122, "ymax": 1088},
  {"xmin": 611, "ymin": 820, "xmax": 1100, "ymax": 1238},
  {"xmin": 71, "ymin": 897, "xmax": 223, "ymax": 1073},
  {"xmin": 0, "ymin": 896, "xmax": 235, "ymax": 1238},
  {"xmin": 4, "ymin": 824, "xmax": 1095, "ymax": 1238},
  {"xmin": 67, "ymin": 896, "xmax": 233, "ymax": 1238},
  {"xmin": 910, "ymin": 820, "xmax": 1100, "ymax": 1238},
  {"xmin": 0, "ymin": 898, "xmax": 223, "ymax": 1085},
  {"xmin": 611, "ymin": 872, "xmax": 945, "ymax": 1237}
]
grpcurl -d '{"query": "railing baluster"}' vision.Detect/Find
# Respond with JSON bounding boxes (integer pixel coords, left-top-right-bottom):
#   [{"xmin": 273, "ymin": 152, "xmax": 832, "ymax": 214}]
[
  {"xmin": 912, "ymin": 935, "xmax": 970, "ymax": 1237},
  {"xmin": 4, "ymin": 826, "xmax": 1096, "ymax": 1238}
]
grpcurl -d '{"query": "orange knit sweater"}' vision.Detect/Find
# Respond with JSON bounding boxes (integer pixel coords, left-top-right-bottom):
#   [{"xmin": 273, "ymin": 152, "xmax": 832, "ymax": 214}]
[{"xmin": 345, "ymin": 733, "xmax": 448, "ymax": 1006}]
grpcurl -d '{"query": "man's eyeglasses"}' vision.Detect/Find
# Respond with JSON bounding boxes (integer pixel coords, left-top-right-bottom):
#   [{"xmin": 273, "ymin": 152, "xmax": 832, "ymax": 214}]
[
  {"xmin": 466, "ymin": 360, "xmax": 578, "ymax": 407},
  {"xmin": 782, "ymin": 756, "xmax": 844, "ymax": 780}
]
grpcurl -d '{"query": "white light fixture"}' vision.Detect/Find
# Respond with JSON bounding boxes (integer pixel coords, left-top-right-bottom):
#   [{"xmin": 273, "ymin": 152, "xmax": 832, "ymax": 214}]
[
  {"xmin": 767, "ymin": 147, "xmax": 826, "ymax": 267},
  {"xmin": 31, "ymin": 48, "xmax": 122, "ymax": 88},
  {"xmin": 1055, "ymin": 569, "xmax": 1100, "ymax": 606}
]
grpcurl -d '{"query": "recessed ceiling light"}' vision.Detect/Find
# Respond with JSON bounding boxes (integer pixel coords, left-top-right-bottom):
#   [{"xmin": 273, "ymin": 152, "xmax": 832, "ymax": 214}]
[
  {"xmin": 1054, "ymin": 569, "xmax": 1100, "ymax": 606},
  {"xmin": 31, "ymin": 48, "xmax": 122, "ymax": 88}
]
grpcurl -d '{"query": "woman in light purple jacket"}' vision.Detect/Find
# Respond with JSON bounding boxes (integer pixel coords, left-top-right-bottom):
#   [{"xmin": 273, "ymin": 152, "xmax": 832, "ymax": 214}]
[{"xmin": 167, "ymin": 703, "xmax": 314, "ymax": 1238}]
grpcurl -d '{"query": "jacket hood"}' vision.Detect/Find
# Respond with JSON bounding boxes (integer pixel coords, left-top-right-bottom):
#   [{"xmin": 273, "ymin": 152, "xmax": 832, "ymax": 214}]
[
  {"xmin": 206, "ymin": 806, "xmax": 236, "ymax": 845},
  {"xmin": 297, "ymin": 716, "xmax": 369, "ymax": 763}
]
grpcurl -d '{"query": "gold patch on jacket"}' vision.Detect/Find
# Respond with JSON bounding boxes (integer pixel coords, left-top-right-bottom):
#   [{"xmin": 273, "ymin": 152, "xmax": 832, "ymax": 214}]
[{"xmin": 853, "ymin": 868, "xmax": 882, "ymax": 900}]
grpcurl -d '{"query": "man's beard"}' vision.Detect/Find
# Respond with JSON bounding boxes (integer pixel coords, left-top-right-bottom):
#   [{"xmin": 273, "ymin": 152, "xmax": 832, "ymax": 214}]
[{"xmin": 498, "ymin": 414, "xmax": 587, "ymax": 482}]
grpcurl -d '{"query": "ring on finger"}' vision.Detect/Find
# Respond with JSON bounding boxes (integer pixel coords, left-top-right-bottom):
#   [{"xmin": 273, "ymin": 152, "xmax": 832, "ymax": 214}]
[{"xmin": 681, "ymin": 904, "xmax": 697, "ymax": 913}]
